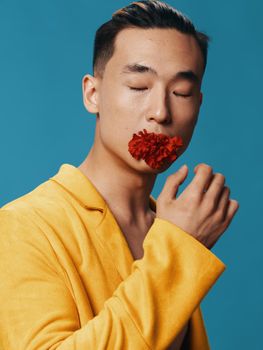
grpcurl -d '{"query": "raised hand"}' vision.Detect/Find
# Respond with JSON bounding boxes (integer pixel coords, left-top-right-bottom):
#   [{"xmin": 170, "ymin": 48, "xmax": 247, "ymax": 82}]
[{"xmin": 156, "ymin": 163, "xmax": 239, "ymax": 249}]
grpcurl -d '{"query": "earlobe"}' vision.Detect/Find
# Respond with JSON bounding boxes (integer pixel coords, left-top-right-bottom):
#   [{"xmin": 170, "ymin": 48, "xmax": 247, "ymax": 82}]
[{"xmin": 82, "ymin": 74, "xmax": 99, "ymax": 114}]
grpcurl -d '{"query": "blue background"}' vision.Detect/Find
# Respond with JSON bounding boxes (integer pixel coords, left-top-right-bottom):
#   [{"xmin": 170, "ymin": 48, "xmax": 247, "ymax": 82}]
[{"xmin": 0, "ymin": 1, "xmax": 262, "ymax": 349}]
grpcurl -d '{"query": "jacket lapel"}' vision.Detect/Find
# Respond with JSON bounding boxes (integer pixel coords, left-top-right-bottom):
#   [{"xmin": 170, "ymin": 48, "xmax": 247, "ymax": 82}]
[
  {"xmin": 95, "ymin": 193, "xmax": 157, "ymax": 280},
  {"xmin": 50, "ymin": 163, "xmax": 156, "ymax": 280}
]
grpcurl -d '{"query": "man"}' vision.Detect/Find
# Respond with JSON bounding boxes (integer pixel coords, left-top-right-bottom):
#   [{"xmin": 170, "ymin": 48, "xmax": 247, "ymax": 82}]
[{"xmin": 0, "ymin": 1, "xmax": 239, "ymax": 349}]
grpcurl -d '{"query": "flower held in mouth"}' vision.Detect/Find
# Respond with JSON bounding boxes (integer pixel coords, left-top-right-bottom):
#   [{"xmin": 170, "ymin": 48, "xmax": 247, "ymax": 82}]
[{"xmin": 128, "ymin": 128, "xmax": 183, "ymax": 169}]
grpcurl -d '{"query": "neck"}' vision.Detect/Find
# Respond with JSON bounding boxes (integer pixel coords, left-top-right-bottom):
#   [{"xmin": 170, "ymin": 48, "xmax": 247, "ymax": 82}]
[{"xmin": 78, "ymin": 143, "xmax": 157, "ymax": 227}]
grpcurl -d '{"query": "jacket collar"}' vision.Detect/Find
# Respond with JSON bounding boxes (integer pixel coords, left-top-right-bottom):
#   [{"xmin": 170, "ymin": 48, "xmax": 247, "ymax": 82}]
[
  {"xmin": 50, "ymin": 163, "xmax": 157, "ymax": 278},
  {"xmin": 49, "ymin": 163, "xmax": 156, "ymax": 213}
]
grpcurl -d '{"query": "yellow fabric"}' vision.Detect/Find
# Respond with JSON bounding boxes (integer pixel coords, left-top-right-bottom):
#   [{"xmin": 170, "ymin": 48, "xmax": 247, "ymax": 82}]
[{"xmin": 0, "ymin": 163, "xmax": 226, "ymax": 350}]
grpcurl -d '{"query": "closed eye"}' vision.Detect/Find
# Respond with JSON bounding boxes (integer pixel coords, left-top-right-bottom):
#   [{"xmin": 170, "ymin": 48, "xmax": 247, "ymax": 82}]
[
  {"xmin": 128, "ymin": 87, "xmax": 192, "ymax": 98},
  {"xmin": 128, "ymin": 87, "xmax": 147, "ymax": 92},
  {"xmin": 173, "ymin": 92, "xmax": 192, "ymax": 98}
]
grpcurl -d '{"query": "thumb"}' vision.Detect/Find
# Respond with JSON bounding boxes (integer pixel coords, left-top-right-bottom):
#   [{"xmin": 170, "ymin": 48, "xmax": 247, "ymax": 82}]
[{"xmin": 159, "ymin": 164, "xmax": 188, "ymax": 201}]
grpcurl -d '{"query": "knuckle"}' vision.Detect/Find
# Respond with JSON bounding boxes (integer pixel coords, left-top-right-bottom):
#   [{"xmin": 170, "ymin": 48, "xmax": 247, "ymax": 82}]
[
  {"xmin": 221, "ymin": 186, "xmax": 230, "ymax": 198},
  {"xmin": 203, "ymin": 163, "xmax": 213, "ymax": 173},
  {"xmin": 206, "ymin": 167, "xmax": 213, "ymax": 178},
  {"xmin": 214, "ymin": 209, "xmax": 225, "ymax": 222},
  {"xmin": 206, "ymin": 164, "xmax": 213, "ymax": 171},
  {"xmin": 210, "ymin": 174, "xmax": 227, "ymax": 196},
  {"xmin": 223, "ymin": 201, "xmax": 239, "ymax": 225},
  {"xmin": 230, "ymin": 199, "xmax": 239, "ymax": 211},
  {"xmin": 200, "ymin": 162, "xmax": 210, "ymax": 168},
  {"xmin": 224, "ymin": 186, "xmax": 230, "ymax": 194},
  {"xmin": 215, "ymin": 172, "xmax": 225, "ymax": 183},
  {"xmin": 195, "ymin": 163, "xmax": 212, "ymax": 172}
]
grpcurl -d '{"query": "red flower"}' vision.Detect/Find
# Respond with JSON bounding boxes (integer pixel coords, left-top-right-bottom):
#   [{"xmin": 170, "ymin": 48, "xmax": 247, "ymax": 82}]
[{"xmin": 128, "ymin": 129, "xmax": 183, "ymax": 169}]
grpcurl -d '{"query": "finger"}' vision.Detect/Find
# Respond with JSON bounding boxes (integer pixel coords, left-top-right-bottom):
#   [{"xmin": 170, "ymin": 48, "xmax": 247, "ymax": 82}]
[
  {"xmin": 160, "ymin": 165, "xmax": 188, "ymax": 200},
  {"xmin": 217, "ymin": 186, "xmax": 230, "ymax": 221},
  {"xmin": 223, "ymin": 199, "xmax": 240, "ymax": 228},
  {"xmin": 189, "ymin": 163, "xmax": 214, "ymax": 195},
  {"xmin": 206, "ymin": 173, "xmax": 225, "ymax": 202}
]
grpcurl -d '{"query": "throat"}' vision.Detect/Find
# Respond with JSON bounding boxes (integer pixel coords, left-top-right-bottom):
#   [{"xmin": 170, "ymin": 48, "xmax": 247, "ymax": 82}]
[{"xmin": 118, "ymin": 212, "xmax": 156, "ymax": 261}]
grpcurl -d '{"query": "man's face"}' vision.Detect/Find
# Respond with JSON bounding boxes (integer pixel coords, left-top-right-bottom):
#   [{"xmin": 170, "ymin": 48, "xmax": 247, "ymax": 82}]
[{"xmin": 83, "ymin": 27, "xmax": 204, "ymax": 173}]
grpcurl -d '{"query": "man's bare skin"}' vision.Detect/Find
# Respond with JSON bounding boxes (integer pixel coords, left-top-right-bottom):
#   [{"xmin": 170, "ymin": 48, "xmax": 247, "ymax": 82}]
[{"xmin": 79, "ymin": 27, "xmax": 239, "ymax": 349}]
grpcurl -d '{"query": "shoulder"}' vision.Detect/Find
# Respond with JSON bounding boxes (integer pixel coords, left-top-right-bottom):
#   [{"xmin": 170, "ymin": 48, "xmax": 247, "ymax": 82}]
[
  {"xmin": 0, "ymin": 183, "xmax": 70, "ymax": 280},
  {"xmin": 2, "ymin": 176, "xmax": 67, "ymax": 215},
  {"xmin": 0, "ymin": 175, "xmax": 99, "ymax": 257},
  {"xmin": 1, "ymin": 176, "xmax": 81, "ymax": 230},
  {"xmin": 0, "ymin": 178, "xmax": 69, "ymax": 254}
]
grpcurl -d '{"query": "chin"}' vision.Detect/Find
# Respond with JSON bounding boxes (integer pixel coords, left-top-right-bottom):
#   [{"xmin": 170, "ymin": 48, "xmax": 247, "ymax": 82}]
[{"xmin": 131, "ymin": 157, "xmax": 176, "ymax": 175}]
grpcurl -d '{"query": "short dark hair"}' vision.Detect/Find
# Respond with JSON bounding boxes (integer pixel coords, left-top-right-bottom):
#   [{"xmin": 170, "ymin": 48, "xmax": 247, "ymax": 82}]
[{"xmin": 92, "ymin": 0, "xmax": 210, "ymax": 79}]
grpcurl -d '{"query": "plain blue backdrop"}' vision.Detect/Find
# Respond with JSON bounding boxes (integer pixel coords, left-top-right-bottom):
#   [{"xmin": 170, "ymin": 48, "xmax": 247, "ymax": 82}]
[{"xmin": 0, "ymin": 1, "xmax": 262, "ymax": 349}]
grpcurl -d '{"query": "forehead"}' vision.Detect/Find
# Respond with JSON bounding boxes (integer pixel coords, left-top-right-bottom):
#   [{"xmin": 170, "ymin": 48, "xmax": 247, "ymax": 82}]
[{"xmin": 105, "ymin": 27, "xmax": 204, "ymax": 79}]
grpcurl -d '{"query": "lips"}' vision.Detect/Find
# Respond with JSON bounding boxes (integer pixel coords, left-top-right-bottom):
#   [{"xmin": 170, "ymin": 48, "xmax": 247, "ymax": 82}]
[{"xmin": 128, "ymin": 128, "xmax": 183, "ymax": 169}]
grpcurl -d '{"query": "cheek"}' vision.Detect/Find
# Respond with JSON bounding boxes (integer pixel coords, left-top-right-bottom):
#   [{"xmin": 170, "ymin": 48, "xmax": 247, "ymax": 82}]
[
  {"xmin": 173, "ymin": 103, "xmax": 198, "ymax": 127},
  {"xmin": 101, "ymin": 88, "xmax": 141, "ymax": 135},
  {"xmin": 97, "ymin": 101, "xmax": 136, "ymax": 150},
  {"xmin": 115, "ymin": 88, "xmax": 142, "ymax": 115},
  {"xmin": 172, "ymin": 105, "xmax": 199, "ymax": 146},
  {"xmin": 100, "ymin": 85, "xmax": 132, "ymax": 122}
]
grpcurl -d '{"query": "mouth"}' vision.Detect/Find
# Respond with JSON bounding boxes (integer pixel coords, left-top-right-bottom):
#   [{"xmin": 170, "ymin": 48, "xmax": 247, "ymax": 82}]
[{"xmin": 128, "ymin": 128, "xmax": 183, "ymax": 170}]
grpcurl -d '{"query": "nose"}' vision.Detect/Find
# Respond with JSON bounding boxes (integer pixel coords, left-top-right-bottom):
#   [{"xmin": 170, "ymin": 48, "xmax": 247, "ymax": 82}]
[{"xmin": 145, "ymin": 88, "xmax": 171, "ymax": 124}]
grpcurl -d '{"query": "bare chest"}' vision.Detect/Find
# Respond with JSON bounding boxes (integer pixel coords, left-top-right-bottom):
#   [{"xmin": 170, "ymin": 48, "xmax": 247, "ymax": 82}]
[
  {"xmin": 124, "ymin": 231, "xmax": 145, "ymax": 260},
  {"xmin": 119, "ymin": 219, "xmax": 152, "ymax": 261}
]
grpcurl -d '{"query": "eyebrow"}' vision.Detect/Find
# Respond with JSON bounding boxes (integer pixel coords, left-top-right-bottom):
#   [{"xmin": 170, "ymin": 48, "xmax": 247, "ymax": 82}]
[{"xmin": 120, "ymin": 63, "xmax": 200, "ymax": 84}]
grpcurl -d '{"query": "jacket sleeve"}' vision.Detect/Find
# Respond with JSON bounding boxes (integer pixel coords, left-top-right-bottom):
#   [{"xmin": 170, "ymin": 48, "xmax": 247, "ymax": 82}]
[{"xmin": 0, "ymin": 210, "xmax": 226, "ymax": 350}]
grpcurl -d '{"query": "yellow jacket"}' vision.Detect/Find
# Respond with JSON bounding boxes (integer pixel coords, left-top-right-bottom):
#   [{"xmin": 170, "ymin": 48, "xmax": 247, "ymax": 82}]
[{"xmin": 0, "ymin": 163, "xmax": 226, "ymax": 350}]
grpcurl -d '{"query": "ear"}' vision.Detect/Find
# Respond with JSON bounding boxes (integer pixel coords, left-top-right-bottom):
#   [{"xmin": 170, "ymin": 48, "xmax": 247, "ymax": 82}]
[
  {"xmin": 82, "ymin": 74, "xmax": 100, "ymax": 114},
  {"xmin": 199, "ymin": 92, "xmax": 203, "ymax": 106}
]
